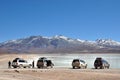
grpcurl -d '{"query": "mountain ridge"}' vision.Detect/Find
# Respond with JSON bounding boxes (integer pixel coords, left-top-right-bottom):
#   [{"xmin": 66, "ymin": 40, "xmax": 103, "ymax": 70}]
[{"xmin": 0, "ymin": 35, "xmax": 120, "ymax": 53}]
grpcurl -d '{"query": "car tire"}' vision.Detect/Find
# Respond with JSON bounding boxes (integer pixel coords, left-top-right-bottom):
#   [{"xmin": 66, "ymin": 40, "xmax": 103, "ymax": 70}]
[
  {"xmin": 95, "ymin": 66, "xmax": 97, "ymax": 69},
  {"xmin": 24, "ymin": 67, "xmax": 26, "ymax": 68},
  {"xmin": 51, "ymin": 65, "xmax": 53, "ymax": 68},
  {"xmin": 38, "ymin": 66, "xmax": 40, "ymax": 68},
  {"xmin": 13, "ymin": 66, "xmax": 17, "ymax": 68},
  {"xmin": 28, "ymin": 64, "xmax": 31, "ymax": 68},
  {"xmin": 19, "ymin": 64, "xmax": 23, "ymax": 68},
  {"xmin": 78, "ymin": 67, "xmax": 81, "ymax": 69},
  {"xmin": 28, "ymin": 66, "xmax": 31, "ymax": 68},
  {"xmin": 73, "ymin": 66, "xmax": 75, "ymax": 69},
  {"xmin": 100, "ymin": 66, "xmax": 103, "ymax": 69}
]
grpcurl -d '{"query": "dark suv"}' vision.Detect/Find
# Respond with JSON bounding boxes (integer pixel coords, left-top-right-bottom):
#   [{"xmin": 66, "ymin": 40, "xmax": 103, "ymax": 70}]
[
  {"xmin": 94, "ymin": 57, "xmax": 110, "ymax": 69},
  {"xmin": 37, "ymin": 57, "xmax": 54, "ymax": 68}
]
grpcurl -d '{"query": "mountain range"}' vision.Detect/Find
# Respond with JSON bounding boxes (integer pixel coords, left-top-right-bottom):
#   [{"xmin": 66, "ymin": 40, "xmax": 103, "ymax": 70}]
[{"xmin": 0, "ymin": 35, "xmax": 120, "ymax": 54}]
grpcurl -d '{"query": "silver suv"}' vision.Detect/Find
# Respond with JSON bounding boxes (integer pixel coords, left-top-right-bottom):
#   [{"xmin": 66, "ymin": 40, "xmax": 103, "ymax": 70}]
[
  {"xmin": 72, "ymin": 59, "xmax": 87, "ymax": 69},
  {"xmin": 12, "ymin": 58, "xmax": 32, "ymax": 68}
]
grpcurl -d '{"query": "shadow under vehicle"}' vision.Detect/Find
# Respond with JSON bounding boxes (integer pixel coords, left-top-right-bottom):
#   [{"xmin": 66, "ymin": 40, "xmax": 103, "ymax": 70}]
[
  {"xmin": 94, "ymin": 57, "xmax": 110, "ymax": 69},
  {"xmin": 12, "ymin": 58, "xmax": 32, "ymax": 68},
  {"xmin": 72, "ymin": 59, "xmax": 87, "ymax": 69},
  {"xmin": 37, "ymin": 57, "xmax": 54, "ymax": 68}
]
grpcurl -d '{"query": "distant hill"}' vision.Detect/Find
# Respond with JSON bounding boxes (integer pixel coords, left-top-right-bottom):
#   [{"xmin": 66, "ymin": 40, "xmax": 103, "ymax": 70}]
[{"xmin": 0, "ymin": 35, "xmax": 120, "ymax": 53}]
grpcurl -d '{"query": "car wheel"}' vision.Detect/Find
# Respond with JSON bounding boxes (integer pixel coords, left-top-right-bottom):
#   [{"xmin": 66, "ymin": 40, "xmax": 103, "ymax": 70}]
[
  {"xmin": 73, "ymin": 66, "xmax": 75, "ymax": 69},
  {"xmin": 38, "ymin": 66, "xmax": 40, "ymax": 68},
  {"xmin": 85, "ymin": 66, "xmax": 87, "ymax": 69},
  {"xmin": 13, "ymin": 66, "xmax": 17, "ymax": 68},
  {"xmin": 24, "ymin": 67, "xmax": 26, "ymax": 68},
  {"xmin": 95, "ymin": 66, "xmax": 97, "ymax": 69},
  {"xmin": 51, "ymin": 65, "xmax": 53, "ymax": 68},
  {"xmin": 78, "ymin": 67, "xmax": 81, "ymax": 69},
  {"xmin": 103, "ymin": 64, "xmax": 106, "ymax": 69},
  {"xmin": 100, "ymin": 66, "xmax": 103, "ymax": 69},
  {"xmin": 28, "ymin": 66, "xmax": 31, "ymax": 68},
  {"xmin": 28, "ymin": 64, "xmax": 32, "ymax": 68},
  {"xmin": 19, "ymin": 65, "xmax": 23, "ymax": 68}
]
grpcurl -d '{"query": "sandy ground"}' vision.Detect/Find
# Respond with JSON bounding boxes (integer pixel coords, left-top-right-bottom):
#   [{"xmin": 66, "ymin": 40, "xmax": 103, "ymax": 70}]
[
  {"xmin": 0, "ymin": 68, "xmax": 120, "ymax": 80},
  {"xmin": 0, "ymin": 54, "xmax": 120, "ymax": 80}
]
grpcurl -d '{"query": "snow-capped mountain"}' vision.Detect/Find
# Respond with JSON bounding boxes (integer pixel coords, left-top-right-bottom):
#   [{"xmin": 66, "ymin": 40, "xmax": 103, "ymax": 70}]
[
  {"xmin": 0, "ymin": 35, "xmax": 120, "ymax": 53},
  {"xmin": 96, "ymin": 39, "xmax": 120, "ymax": 46}
]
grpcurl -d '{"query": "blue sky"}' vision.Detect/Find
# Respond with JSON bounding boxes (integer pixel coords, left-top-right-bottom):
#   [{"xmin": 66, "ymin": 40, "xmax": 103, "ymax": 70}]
[{"xmin": 0, "ymin": 0, "xmax": 120, "ymax": 42}]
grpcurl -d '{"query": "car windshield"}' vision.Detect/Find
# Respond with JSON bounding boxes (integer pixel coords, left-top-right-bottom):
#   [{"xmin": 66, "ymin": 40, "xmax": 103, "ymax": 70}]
[
  {"xmin": 80, "ymin": 60, "xmax": 85, "ymax": 63},
  {"xmin": 19, "ymin": 59, "xmax": 27, "ymax": 62},
  {"xmin": 13, "ymin": 59, "xmax": 17, "ymax": 62},
  {"xmin": 38, "ymin": 59, "xmax": 43, "ymax": 62},
  {"xmin": 102, "ymin": 60, "xmax": 108, "ymax": 64}
]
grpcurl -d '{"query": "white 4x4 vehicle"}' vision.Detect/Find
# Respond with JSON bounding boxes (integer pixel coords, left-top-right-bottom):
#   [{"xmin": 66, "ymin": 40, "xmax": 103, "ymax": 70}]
[
  {"xmin": 12, "ymin": 58, "xmax": 32, "ymax": 68},
  {"xmin": 72, "ymin": 59, "xmax": 87, "ymax": 69}
]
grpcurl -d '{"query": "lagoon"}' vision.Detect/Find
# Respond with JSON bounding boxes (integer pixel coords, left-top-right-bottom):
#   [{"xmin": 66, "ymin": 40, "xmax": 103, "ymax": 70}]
[{"xmin": 34, "ymin": 53, "xmax": 120, "ymax": 69}]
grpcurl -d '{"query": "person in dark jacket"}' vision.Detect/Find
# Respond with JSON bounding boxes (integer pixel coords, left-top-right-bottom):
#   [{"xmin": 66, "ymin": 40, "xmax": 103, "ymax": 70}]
[
  {"xmin": 32, "ymin": 60, "xmax": 34, "ymax": 68},
  {"xmin": 8, "ymin": 61, "xmax": 11, "ymax": 68}
]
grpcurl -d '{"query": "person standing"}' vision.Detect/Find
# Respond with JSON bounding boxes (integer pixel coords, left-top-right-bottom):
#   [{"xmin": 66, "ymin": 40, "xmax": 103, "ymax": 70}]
[
  {"xmin": 8, "ymin": 61, "xmax": 11, "ymax": 68},
  {"xmin": 32, "ymin": 60, "xmax": 34, "ymax": 68}
]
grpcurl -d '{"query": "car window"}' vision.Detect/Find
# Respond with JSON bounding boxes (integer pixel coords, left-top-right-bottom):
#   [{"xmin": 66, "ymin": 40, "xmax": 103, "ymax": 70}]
[
  {"xmin": 38, "ymin": 60, "xmax": 43, "ymax": 62},
  {"xmin": 102, "ymin": 60, "xmax": 108, "ymax": 64},
  {"xmin": 19, "ymin": 60, "xmax": 26, "ymax": 62},
  {"xmin": 47, "ymin": 60, "xmax": 52, "ymax": 64},
  {"xmin": 80, "ymin": 60, "xmax": 85, "ymax": 63},
  {"xmin": 96, "ymin": 58, "xmax": 102, "ymax": 60},
  {"xmin": 73, "ymin": 59, "xmax": 79, "ymax": 62},
  {"xmin": 13, "ymin": 59, "xmax": 17, "ymax": 62}
]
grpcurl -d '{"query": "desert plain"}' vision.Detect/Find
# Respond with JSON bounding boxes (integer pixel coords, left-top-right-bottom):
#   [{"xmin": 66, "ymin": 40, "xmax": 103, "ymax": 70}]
[{"xmin": 0, "ymin": 54, "xmax": 120, "ymax": 80}]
